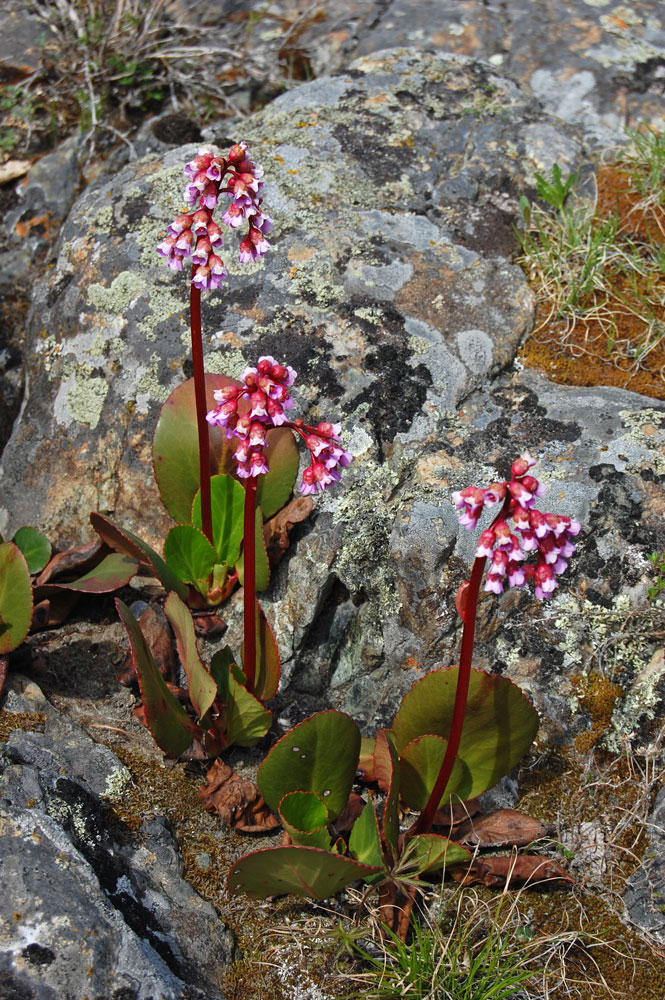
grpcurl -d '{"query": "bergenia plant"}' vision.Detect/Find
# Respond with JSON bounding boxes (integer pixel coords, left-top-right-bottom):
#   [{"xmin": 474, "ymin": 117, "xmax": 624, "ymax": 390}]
[
  {"xmin": 227, "ymin": 455, "xmax": 579, "ymax": 935},
  {"xmin": 98, "ymin": 144, "xmax": 352, "ymax": 754},
  {"xmin": 0, "ymin": 526, "xmax": 139, "ymax": 696}
]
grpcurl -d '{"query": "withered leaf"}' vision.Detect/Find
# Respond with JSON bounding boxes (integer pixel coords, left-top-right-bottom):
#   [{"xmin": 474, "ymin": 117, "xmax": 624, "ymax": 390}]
[
  {"xmin": 119, "ymin": 603, "xmax": 176, "ymax": 686},
  {"xmin": 199, "ymin": 759, "xmax": 280, "ymax": 832},
  {"xmin": 450, "ymin": 854, "xmax": 574, "ymax": 889},
  {"xmin": 453, "ymin": 809, "xmax": 548, "ymax": 849},
  {"xmin": 378, "ymin": 881, "xmax": 418, "ymax": 942},
  {"xmin": 432, "ymin": 798, "xmax": 481, "ymax": 831},
  {"xmin": 262, "ymin": 496, "xmax": 313, "ymax": 566},
  {"xmin": 30, "ymin": 592, "xmax": 80, "ymax": 632},
  {"xmin": 35, "ymin": 537, "xmax": 107, "ymax": 586},
  {"xmin": 332, "ymin": 792, "xmax": 367, "ymax": 837},
  {"xmin": 193, "ymin": 612, "xmax": 227, "ymax": 639}
]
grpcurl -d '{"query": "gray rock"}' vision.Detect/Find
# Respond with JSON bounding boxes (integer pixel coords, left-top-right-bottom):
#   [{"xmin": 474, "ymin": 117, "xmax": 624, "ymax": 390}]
[
  {"xmin": 625, "ymin": 785, "xmax": 665, "ymax": 943},
  {"xmin": 0, "ymin": 49, "xmax": 581, "ymax": 549},
  {"xmin": 0, "ymin": 677, "xmax": 233, "ymax": 1000}
]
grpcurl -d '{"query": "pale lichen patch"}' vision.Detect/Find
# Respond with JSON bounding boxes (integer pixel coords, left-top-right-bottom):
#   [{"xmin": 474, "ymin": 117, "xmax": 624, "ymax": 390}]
[{"xmin": 87, "ymin": 271, "xmax": 146, "ymax": 314}]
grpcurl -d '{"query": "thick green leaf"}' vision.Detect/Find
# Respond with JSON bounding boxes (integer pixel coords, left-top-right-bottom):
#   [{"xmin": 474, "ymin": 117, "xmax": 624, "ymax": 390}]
[
  {"xmin": 258, "ymin": 710, "xmax": 360, "ymax": 822},
  {"xmin": 222, "ymin": 665, "xmax": 272, "ymax": 747},
  {"xmin": 192, "ymin": 474, "xmax": 245, "ymax": 566},
  {"xmin": 279, "ymin": 791, "xmax": 331, "ymax": 850},
  {"xmin": 374, "ymin": 729, "xmax": 400, "ymax": 858},
  {"xmin": 116, "ymin": 599, "xmax": 196, "ymax": 757},
  {"xmin": 348, "ymin": 798, "xmax": 386, "ymax": 878},
  {"xmin": 0, "ymin": 542, "xmax": 33, "ymax": 654},
  {"xmin": 401, "ymin": 834, "xmax": 471, "ymax": 875},
  {"xmin": 236, "ymin": 504, "xmax": 270, "ymax": 592},
  {"xmin": 153, "ymin": 374, "xmax": 240, "ymax": 523},
  {"xmin": 392, "ymin": 667, "xmax": 539, "ymax": 800},
  {"xmin": 255, "ymin": 427, "xmax": 299, "ymax": 518},
  {"xmin": 164, "ymin": 592, "xmax": 217, "ymax": 721},
  {"xmin": 399, "ymin": 734, "xmax": 472, "ymax": 809},
  {"xmin": 34, "ymin": 552, "xmax": 139, "ymax": 594},
  {"xmin": 240, "ymin": 599, "xmax": 281, "ymax": 702},
  {"xmin": 90, "ymin": 512, "xmax": 188, "ymax": 600},
  {"xmin": 227, "ymin": 845, "xmax": 382, "ymax": 901},
  {"xmin": 12, "ymin": 527, "xmax": 51, "ymax": 574},
  {"xmin": 163, "ymin": 525, "xmax": 217, "ymax": 588},
  {"xmin": 209, "ymin": 645, "xmax": 239, "ymax": 698}
]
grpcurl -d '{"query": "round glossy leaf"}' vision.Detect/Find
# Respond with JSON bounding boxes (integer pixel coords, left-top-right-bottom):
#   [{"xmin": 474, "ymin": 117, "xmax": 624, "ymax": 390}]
[
  {"xmin": 153, "ymin": 374, "xmax": 239, "ymax": 524},
  {"xmin": 348, "ymin": 798, "xmax": 385, "ymax": 874},
  {"xmin": 258, "ymin": 710, "xmax": 360, "ymax": 822},
  {"xmin": 227, "ymin": 845, "xmax": 382, "ymax": 901},
  {"xmin": 280, "ymin": 791, "xmax": 331, "ymax": 850},
  {"xmin": 0, "ymin": 542, "xmax": 33, "ymax": 654},
  {"xmin": 401, "ymin": 834, "xmax": 471, "ymax": 875},
  {"xmin": 163, "ymin": 525, "xmax": 217, "ymax": 586},
  {"xmin": 12, "ymin": 527, "xmax": 51, "ymax": 575},
  {"xmin": 256, "ymin": 427, "xmax": 299, "ymax": 518},
  {"xmin": 192, "ymin": 474, "xmax": 245, "ymax": 566},
  {"xmin": 399, "ymin": 734, "xmax": 472, "ymax": 809},
  {"xmin": 392, "ymin": 667, "xmax": 539, "ymax": 800}
]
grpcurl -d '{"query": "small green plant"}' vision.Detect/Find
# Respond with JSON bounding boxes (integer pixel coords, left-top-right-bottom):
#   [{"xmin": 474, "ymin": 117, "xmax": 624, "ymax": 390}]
[
  {"xmin": 106, "ymin": 144, "xmax": 352, "ymax": 754},
  {"xmin": 0, "ymin": 524, "xmax": 138, "ymax": 695},
  {"xmin": 338, "ymin": 905, "xmax": 536, "ymax": 1000},
  {"xmin": 517, "ymin": 129, "xmax": 665, "ymax": 377},
  {"xmin": 228, "ymin": 455, "xmax": 579, "ymax": 934},
  {"xmin": 647, "ymin": 551, "xmax": 665, "ymax": 600}
]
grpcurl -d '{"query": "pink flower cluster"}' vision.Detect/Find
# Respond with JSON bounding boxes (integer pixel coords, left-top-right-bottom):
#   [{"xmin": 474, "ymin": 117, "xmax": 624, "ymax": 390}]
[
  {"xmin": 206, "ymin": 356, "xmax": 352, "ymax": 491},
  {"xmin": 156, "ymin": 142, "xmax": 272, "ymax": 291},
  {"xmin": 453, "ymin": 453, "xmax": 580, "ymax": 600}
]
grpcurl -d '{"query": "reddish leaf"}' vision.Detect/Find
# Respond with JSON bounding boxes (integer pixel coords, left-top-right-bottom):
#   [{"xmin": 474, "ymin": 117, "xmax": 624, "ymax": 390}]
[
  {"xmin": 262, "ymin": 496, "xmax": 314, "ymax": 566},
  {"xmin": 453, "ymin": 809, "xmax": 548, "ymax": 849},
  {"xmin": 449, "ymin": 854, "xmax": 575, "ymax": 888},
  {"xmin": 35, "ymin": 537, "xmax": 106, "ymax": 585},
  {"xmin": 0, "ymin": 656, "xmax": 7, "ymax": 699},
  {"xmin": 199, "ymin": 759, "xmax": 280, "ymax": 832},
  {"xmin": 455, "ymin": 581, "xmax": 470, "ymax": 622},
  {"xmin": 119, "ymin": 603, "xmax": 176, "ymax": 686}
]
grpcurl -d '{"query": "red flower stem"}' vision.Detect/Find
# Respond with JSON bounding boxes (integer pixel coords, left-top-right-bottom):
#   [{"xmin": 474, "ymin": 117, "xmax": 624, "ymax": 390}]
[
  {"xmin": 243, "ymin": 477, "xmax": 258, "ymax": 693},
  {"xmin": 190, "ymin": 274, "xmax": 213, "ymax": 546},
  {"xmin": 408, "ymin": 497, "xmax": 511, "ymax": 838}
]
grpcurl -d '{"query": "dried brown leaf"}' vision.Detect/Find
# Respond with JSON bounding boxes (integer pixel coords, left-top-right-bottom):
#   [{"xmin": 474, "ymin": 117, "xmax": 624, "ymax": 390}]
[
  {"xmin": 30, "ymin": 592, "xmax": 79, "ymax": 631},
  {"xmin": 262, "ymin": 496, "xmax": 313, "ymax": 566},
  {"xmin": 432, "ymin": 798, "xmax": 482, "ymax": 830},
  {"xmin": 192, "ymin": 612, "xmax": 227, "ymax": 638},
  {"xmin": 450, "ymin": 854, "xmax": 575, "ymax": 889},
  {"xmin": 36, "ymin": 537, "xmax": 106, "ymax": 585},
  {"xmin": 453, "ymin": 809, "xmax": 548, "ymax": 848},
  {"xmin": 199, "ymin": 759, "xmax": 280, "ymax": 832},
  {"xmin": 119, "ymin": 603, "xmax": 176, "ymax": 686},
  {"xmin": 332, "ymin": 791, "xmax": 367, "ymax": 837}
]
